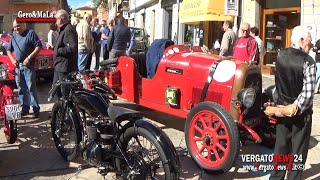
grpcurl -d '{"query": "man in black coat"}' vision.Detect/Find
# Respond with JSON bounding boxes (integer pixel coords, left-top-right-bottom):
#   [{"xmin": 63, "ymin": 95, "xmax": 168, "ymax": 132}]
[{"xmin": 53, "ymin": 9, "xmax": 78, "ymax": 87}]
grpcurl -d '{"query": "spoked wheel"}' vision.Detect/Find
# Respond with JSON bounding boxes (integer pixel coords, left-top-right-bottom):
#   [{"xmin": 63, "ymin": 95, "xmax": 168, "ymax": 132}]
[
  {"xmin": 4, "ymin": 120, "xmax": 17, "ymax": 144},
  {"xmin": 118, "ymin": 125, "xmax": 178, "ymax": 180},
  {"xmin": 185, "ymin": 102, "xmax": 240, "ymax": 174},
  {"xmin": 51, "ymin": 101, "xmax": 81, "ymax": 161}
]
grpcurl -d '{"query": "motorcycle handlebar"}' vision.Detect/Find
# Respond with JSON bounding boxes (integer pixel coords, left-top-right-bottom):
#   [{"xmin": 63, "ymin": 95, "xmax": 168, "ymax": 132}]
[{"xmin": 47, "ymin": 80, "xmax": 79, "ymax": 102}]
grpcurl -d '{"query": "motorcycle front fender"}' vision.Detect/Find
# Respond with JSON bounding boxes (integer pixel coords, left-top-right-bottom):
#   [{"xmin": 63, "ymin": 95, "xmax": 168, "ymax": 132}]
[
  {"xmin": 1, "ymin": 85, "xmax": 15, "ymax": 104},
  {"xmin": 120, "ymin": 119, "xmax": 181, "ymax": 176}
]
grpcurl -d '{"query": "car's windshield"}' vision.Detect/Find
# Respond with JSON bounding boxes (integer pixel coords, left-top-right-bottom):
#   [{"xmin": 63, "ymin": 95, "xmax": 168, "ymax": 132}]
[{"xmin": 131, "ymin": 28, "xmax": 144, "ymax": 37}]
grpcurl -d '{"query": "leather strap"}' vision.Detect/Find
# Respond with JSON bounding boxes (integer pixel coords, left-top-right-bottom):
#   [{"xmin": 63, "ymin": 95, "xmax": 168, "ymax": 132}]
[{"xmin": 200, "ymin": 60, "xmax": 223, "ymax": 102}]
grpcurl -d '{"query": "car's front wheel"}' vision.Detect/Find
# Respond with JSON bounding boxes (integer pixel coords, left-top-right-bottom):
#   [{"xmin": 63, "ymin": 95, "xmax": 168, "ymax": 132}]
[{"xmin": 185, "ymin": 102, "xmax": 240, "ymax": 174}]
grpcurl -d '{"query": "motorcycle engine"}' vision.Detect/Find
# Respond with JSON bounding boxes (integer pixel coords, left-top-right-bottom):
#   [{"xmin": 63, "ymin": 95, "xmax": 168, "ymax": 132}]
[{"xmin": 83, "ymin": 141, "xmax": 103, "ymax": 166}]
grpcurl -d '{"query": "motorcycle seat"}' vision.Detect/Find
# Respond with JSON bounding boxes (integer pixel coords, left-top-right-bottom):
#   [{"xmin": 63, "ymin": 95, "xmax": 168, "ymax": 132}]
[
  {"xmin": 100, "ymin": 58, "xmax": 118, "ymax": 67},
  {"xmin": 107, "ymin": 104, "xmax": 143, "ymax": 123}
]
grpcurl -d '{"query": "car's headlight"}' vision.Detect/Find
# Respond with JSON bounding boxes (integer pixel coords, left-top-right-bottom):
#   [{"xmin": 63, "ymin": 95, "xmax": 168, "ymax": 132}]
[
  {"xmin": 237, "ymin": 88, "xmax": 256, "ymax": 108},
  {"xmin": 0, "ymin": 69, "xmax": 8, "ymax": 80}
]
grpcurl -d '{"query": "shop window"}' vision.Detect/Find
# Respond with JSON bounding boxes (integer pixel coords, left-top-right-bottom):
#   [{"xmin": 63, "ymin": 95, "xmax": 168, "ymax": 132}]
[
  {"xmin": 262, "ymin": 11, "xmax": 300, "ymax": 75},
  {"xmin": 265, "ymin": 0, "xmax": 301, "ymax": 9}
]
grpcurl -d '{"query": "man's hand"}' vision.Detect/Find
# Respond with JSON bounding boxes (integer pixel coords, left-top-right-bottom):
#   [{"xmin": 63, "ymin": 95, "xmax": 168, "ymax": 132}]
[
  {"xmin": 46, "ymin": 44, "xmax": 53, "ymax": 49},
  {"xmin": 282, "ymin": 104, "xmax": 298, "ymax": 117},
  {"xmin": 23, "ymin": 57, "xmax": 30, "ymax": 66},
  {"xmin": 264, "ymin": 104, "xmax": 298, "ymax": 117},
  {"xmin": 10, "ymin": 58, "xmax": 17, "ymax": 65}
]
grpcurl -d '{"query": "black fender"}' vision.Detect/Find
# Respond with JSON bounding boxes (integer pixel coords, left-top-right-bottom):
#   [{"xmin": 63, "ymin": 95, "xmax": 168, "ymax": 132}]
[{"xmin": 120, "ymin": 119, "xmax": 180, "ymax": 176}]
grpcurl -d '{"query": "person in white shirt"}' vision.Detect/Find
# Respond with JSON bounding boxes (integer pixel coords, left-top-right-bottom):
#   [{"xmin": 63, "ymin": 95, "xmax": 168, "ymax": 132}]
[
  {"xmin": 46, "ymin": 23, "xmax": 58, "ymax": 49},
  {"xmin": 250, "ymin": 27, "xmax": 265, "ymax": 66}
]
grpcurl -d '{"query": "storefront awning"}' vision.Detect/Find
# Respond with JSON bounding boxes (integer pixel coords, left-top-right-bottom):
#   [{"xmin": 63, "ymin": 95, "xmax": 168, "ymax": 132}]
[{"xmin": 179, "ymin": 0, "xmax": 234, "ymax": 24}]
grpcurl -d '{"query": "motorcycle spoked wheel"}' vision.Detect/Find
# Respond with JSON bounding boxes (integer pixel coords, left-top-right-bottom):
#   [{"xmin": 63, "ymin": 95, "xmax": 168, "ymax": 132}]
[
  {"xmin": 117, "ymin": 126, "xmax": 175, "ymax": 180},
  {"xmin": 4, "ymin": 120, "xmax": 17, "ymax": 144},
  {"xmin": 51, "ymin": 101, "xmax": 81, "ymax": 161}
]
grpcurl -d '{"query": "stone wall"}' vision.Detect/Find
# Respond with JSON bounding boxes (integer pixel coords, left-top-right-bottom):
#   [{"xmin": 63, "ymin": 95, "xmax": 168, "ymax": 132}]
[
  {"xmin": 301, "ymin": 0, "xmax": 320, "ymax": 42},
  {"xmin": 241, "ymin": 0, "xmax": 260, "ymax": 29}
]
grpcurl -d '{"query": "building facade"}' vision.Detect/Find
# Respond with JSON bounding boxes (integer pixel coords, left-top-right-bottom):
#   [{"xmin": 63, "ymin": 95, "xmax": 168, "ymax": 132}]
[
  {"xmin": 97, "ymin": 4, "xmax": 108, "ymax": 22},
  {"xmin": 71, "ymin": 6, "xmax": 98, "ymax": 24},
  {"xmin": 0, "ymin": 0, "xmax": 58, "ymax": 40}
]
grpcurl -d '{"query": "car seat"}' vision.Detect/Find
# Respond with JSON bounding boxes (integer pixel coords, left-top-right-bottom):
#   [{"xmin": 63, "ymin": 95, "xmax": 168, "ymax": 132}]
[{"xmin": 146, "ymin": 39, "xmax": 174, "ymax": 79}]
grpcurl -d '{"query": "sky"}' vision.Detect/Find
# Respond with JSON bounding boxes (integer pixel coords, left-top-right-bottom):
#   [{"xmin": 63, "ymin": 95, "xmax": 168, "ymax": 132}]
[{"xmin": 68, "ymin": 0, "xmax": 93, "ymax": 9}]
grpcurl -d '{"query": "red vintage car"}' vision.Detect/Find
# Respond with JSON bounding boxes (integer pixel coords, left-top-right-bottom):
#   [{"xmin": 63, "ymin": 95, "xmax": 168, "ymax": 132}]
[
  {"xmin": 0, "ymin": 37, "xmax": 54, "ymax": 81},
  {"xmin": 98, "ymin": 44, "xmax": 276, "ymax": 174}
]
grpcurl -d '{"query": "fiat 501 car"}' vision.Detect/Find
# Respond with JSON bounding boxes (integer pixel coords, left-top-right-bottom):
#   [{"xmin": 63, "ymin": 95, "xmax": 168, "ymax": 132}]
[
  {"xmin": 0, "ymin": 37, "xmax": 54, "ymax": 81},
  {"xmin": 97, "ymin": 44, "xmax": 276, "ymax": 174}
]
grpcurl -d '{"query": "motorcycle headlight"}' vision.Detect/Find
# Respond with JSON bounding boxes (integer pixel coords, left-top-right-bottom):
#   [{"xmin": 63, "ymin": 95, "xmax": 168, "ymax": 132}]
[
  {"xmin": 0, "ymin": 69, "xmax": 8, "ymax": 80},
  {"xmin": 237, "ymin": 88, "xmax": 256, "ymax": 108}
]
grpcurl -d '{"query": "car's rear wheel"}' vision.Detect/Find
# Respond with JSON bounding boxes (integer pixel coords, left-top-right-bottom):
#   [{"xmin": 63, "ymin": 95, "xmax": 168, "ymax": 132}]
[{"xmin": 185, "ymin": 102, "xmax": 239, "ymax": 174}]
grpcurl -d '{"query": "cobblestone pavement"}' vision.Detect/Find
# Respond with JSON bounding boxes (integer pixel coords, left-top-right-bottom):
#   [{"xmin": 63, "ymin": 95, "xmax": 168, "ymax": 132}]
[{"xmin": 0, "ymin": 75, "xmax": 319, "ymax": 180}]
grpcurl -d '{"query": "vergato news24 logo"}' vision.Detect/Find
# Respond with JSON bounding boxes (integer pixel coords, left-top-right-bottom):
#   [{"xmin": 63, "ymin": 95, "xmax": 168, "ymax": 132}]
[
  {"xmin": 240, "ymin": 154, "xmax": 305, "ymax": 173},
  {"xmin": 16, "ymin": 11, "xmax": 55, "ymax": 22}
]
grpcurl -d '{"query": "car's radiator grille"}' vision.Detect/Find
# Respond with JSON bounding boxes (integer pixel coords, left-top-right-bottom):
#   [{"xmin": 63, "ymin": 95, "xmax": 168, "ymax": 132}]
[{"xmin": 243, "ymin": 68, "xmax": 262, "ymax": 120}]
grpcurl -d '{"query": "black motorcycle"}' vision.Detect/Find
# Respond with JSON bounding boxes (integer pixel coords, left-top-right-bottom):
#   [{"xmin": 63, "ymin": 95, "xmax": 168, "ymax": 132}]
[{"xmin": 48, "ymin": 71, "xmax": 180, "ymax": 179}]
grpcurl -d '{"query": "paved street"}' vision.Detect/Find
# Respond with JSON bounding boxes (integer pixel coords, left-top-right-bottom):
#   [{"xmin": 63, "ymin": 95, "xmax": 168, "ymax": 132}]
[{"xmin": 0, "ymin": 75, "xmax": 319, "ymax": 180}]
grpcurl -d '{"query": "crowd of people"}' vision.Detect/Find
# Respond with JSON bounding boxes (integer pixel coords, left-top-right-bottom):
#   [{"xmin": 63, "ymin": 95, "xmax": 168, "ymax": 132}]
[
  {"xmin": 5, "ymin": 9, "xmax": 133, "ymax": 118},
  {"xmin": 4, "ymin": 9, "xmax": 320, "ymax": 180},
  {"xmin": 219, "ymin": 21, "xmax": 260, "ymax": 65}
]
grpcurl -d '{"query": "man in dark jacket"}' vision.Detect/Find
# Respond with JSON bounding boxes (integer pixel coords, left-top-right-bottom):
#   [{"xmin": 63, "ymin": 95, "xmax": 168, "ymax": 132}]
[
  {"xmin": 53, "ymin": 9, "xmax": 78, "ymax": 94},
  {"xmin": 265, "ymin": 26, "xmax": 316, "ymax": 180},
  {"xmin": 107, "ymin": 16, "xmax": 131, "ymax": 58}
]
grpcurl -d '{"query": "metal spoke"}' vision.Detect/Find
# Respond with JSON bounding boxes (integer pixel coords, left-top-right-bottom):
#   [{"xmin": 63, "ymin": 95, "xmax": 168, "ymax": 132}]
[
  {"xmin": 213, "ymin": 121, "xmax": 221, "ymax": 132},
  {"xmin": 217, "ymin": 135, "xmax": 227, "ymax": 140},
  {"xmin": 199, "ymin": 145, "xmax": 206, "ymax": 153},
  {"xmin": 193, "ymin": 136, "xmax": 202, "ymax": 142},
  {"xmin": 194, "ymin": 125, "xmax": 203, "ymax": 134},
  {"xmin": 216, "ymin": 143, "xmax": 226, "ymax": 152},
  {"xmin": 212, "ymin": 147, "xmax": 221, "ymax": 161},
  {"xmin": 199, "ymin": 116, "xmax": 207, "ymax": 128}
]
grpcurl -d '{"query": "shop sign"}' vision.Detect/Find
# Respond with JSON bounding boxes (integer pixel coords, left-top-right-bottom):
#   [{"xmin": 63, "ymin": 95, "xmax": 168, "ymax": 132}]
[{"xmin": 225, "ymin": 0, "xmax": 239, "ymax": 16}]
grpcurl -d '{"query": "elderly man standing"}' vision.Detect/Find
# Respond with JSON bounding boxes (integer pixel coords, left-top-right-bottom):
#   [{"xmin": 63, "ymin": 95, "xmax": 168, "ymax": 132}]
[
  {"xmin": 76, "ymin": 13, "xmax": 94, "ymax": 71},
  {"xmin": 233, "ymin": 22, "xmax": 259, "ymax": 65},
  {"xmin": 53, "ymin": 9, "xmax": 77, "ymax": 90},
  {"xmin": 265, "ymin": 26, "xmax": 316, "ymax": 180},
  {"xmin": 7, "ymin": 19, "xmax": 41, "ymax": 118}
]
